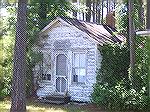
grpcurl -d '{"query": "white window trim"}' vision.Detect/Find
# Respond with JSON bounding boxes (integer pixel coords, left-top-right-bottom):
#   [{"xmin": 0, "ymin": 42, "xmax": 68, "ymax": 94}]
[
  {"xmin": 72, "ymin": 51, "xmax": 87, "ymax": 84},
  {"xmin": 41, "ymin": 52, "xmax": 52, "ymax": 83}
]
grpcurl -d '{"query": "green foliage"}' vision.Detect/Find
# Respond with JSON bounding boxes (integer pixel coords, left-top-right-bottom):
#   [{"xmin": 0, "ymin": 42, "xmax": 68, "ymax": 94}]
[
  {"xmin": 92, "ymin": 43, "xmax": 130, "ymax": 109},
  {"xmin": 92, "ymin": 42, "xmax": 149, "ymax": 110},
  {"xmin": 132, "ymin": 35, "xmax": 149, "ymax": 92},
  {"xmin": 92, "ymin": 83, "xmax": 150, "ymax": 111},
  {"xmin": 116, "ymin": 3, "xmax": 128, "ymax": 35},
  {"xmin": 0, "ymin": 6, "xmax": 16, "ymax": 99},
  {"xmin": 97, "ymin": 44, "xmax": 130, "ymax": 88},
  {"xmin": 25, "ymin": 0, "xmax": 72, "ymax": 97},
  {"xmin": 116, "ymin": 0, "xmax": 145, "ymax": 40},
  {"xmin": 1, "ymin": 0, "xmax": 73, "ymax": 98},
  {"xmin": 29, "ymin": 0, "xmax": 73, "ymax": 30}
]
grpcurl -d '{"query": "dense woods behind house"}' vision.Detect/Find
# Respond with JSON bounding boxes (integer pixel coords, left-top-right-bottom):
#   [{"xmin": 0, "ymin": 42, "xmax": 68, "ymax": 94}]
[{"xmin": 0, "ymin": 0, "xmax": 150, "ymax": 111}]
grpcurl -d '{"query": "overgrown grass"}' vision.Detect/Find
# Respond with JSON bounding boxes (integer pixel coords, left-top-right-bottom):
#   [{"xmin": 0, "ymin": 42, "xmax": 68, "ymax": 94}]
[
  {"xmin": 0, "ymin": 100, "xmax": 90, "ymax": 112},
  {"xmin": 0, "ymin": 100, "xmax": 137, "ymax": 112}
]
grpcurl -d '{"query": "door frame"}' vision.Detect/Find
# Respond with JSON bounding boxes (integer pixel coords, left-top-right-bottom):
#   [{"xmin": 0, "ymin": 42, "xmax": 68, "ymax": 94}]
[
  {"xmin": 55, "ymin": 76, "xmax": 67, "ymax": 94},
  {"xmin": 54, "ymin": 52, "xmax": 68, "ymax": 94}
]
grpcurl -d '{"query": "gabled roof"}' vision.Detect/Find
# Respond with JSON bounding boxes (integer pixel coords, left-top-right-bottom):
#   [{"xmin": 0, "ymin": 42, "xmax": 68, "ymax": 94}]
[{"xmin": 40, "ymin": 17, "xmax": 126, "ymax": 45}]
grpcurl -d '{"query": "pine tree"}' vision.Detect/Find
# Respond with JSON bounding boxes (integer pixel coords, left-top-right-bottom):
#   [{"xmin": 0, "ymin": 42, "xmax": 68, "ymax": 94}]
[{"xmin": 10, "ymin": 0, "xmax": 27, "ymax": 111}]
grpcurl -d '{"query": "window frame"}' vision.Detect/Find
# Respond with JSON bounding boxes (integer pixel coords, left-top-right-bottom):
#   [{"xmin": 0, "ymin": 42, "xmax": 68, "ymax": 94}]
[
  {"xmin": 42, "ymin": 73, "xmax": 51, "ymax": 81},
  {"xmin": 41, "ymin": 52, "xmax": 52, "ymax": 82},
  {"xmin": 72, "ymin": 51, "xmax": 87, "ymax": 84}
]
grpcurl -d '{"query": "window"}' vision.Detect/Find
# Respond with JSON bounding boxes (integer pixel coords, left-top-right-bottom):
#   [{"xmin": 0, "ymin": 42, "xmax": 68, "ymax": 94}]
[
  {"xmin": 41, "ymin": 53, "xmax": 51, "ymax": 81},
  {"xmin": 72, "ymin": 52, "xmax": 86, "ymax": 83},
  {"xmin": 42, "ymin": 74, "xmax": 51, "ymax": 81}
]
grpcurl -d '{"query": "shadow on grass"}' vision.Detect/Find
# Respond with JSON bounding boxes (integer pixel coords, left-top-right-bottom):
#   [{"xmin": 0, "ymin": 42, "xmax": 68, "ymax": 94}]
[
  {"xmin": 27, "ymin": 100, "xmax": 87, "ymax": 112},
  {"xmin": 1, "ymin": 99, "xmax": 136, "ymax": 112},
  {"xmin": 0, "ymin": 99, "xmax": 91, "ymax": 112}
]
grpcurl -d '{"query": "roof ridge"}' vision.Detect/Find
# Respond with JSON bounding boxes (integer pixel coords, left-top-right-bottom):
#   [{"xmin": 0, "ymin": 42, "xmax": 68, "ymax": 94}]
[
  {"xmin": 40, "ymin": 16, "xmax": 126, "ymax": 45},
  {"xmin": 58, "ymin": 16, "xmax": 117, "ymax": 30}
]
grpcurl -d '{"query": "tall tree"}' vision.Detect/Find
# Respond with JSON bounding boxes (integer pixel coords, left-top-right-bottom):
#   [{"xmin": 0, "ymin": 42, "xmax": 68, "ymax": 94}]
[
  {"xmin": 146, "ymin": 0, "xmax": 150, "ymax": 97},
  {"xmin": 38, "ymin": 0, "xmax": 48, "ymax": 30},
  {"xmin": 137, "ymin": 0, "xmax": 144, "ymax": 30},
  {"xmin": 101, "ymin": 0, "xmax": 104, "ymax": 23},
  {"xmin": 96, "ymin": 0, "xmax": 101, "ymax": 23},
  {"xmin": 86, "ymin": 0, "xmax": 91, "ymax": 22},
  {"xmin": 10, "ymin": 0, "xmax": 27, "ymax": 111},
  {"xmin": 72, "ymin": 0, "xmax": 78, "ymax": 18},
  {"xmin": 128, "ymin": 0, "xmax": 136, "ymax": 87},
  {"xmin": 92, "ymin": 0, "xmax": 95, "ymax": 22}
]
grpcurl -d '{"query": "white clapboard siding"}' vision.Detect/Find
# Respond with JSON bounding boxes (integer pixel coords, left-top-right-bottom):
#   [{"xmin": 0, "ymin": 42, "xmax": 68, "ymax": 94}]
[{"xmin": 34, "ymin": 20, "xmax": 102, "ymax": 102}]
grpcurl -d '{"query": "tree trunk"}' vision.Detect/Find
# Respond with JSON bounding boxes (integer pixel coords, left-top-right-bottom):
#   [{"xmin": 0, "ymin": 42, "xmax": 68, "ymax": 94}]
[
  {"xmin": 73, "ymin": 0, "xmax": 77, "ymax": 18},
  {"xmin": 137, "ymin": 0, "xmax": 144, "ymax": 30},
  {"xmin": 146, "ymin": 0, "xmax": 150, "ymax": 97},
  {"xmin": 97, "ymin": 0, "xmax": 101, "ymax": 24},
  {"xmin": 95, "ymin": 0, "xmax": 98, "ymax": 23},
  {"xmin": 39, "ymin": 0, "xmax": 47, "ymax": 30},
  {"xmin": 92, "ymin": 0, "xmax": 95, "ymax": 22},
  {"xmin": 128, "ymin": 0, "xmax": 136, "ymax": 88},
  {"xmin": 10, "ymin": 0, "xmax": 27, "ymax": 112},
  {"xmin": 86, "ymin": 0, "xmax": 91, "ymax": 22},
  {"xmin": 147, "ymin": 0, "xmax": 150, "ymax": 29},
  {"xmin": 101, "ymin": 0, "xmax": 104, "ymax": 23},
  {"xmin": 106, "ymin": 0, "xmax": 109, "ymax": 13}
]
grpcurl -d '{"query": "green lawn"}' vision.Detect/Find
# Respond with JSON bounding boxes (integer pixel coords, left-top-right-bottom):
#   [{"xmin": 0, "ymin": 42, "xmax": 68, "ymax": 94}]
[
  {"xmin": 0, "ymin": 100, "xmax": 101, "ymax": 112},
  {"xmin": 0, "ymin": 100, "xmax": 136, "ymax": 112}
]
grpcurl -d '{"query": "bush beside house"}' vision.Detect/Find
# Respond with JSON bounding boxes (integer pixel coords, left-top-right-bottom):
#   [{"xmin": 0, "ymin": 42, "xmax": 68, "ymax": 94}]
[{"xmin": 92, "ymin": 43, "xmax": 150, "ymax": 111}]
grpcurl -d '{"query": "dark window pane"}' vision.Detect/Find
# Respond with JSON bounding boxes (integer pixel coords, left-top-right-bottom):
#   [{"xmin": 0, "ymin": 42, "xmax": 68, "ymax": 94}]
[
  {"xmin": 73, "ymin": 75, "xmax": 78, "ymax": 82},
  {"xmin": 42, "ymin": 74, "xmax": 46, "ymax": 80},
  {"xmin": 47, "ymin": 74, "xmax": 51, "ymax": 80}
]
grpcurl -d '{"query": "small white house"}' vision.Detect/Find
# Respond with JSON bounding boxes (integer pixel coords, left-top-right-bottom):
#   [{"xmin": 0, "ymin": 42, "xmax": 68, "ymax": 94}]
[{"xmin": 33, "ymin": 17, "xmax": 125, "ymax": 102}]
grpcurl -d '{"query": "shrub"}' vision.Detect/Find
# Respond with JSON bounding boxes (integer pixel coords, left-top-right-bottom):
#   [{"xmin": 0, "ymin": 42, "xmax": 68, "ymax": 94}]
[
  {"xmin": 96, "ymin": 43, "xmax": 130, "ymax": 88},
  {"xmin": 92, "ymin": 83, "xmax": 150, "ymax": 111},
  {"xmin": 92, "ymin": 43, "xmax": 149, "ymax": 111}
]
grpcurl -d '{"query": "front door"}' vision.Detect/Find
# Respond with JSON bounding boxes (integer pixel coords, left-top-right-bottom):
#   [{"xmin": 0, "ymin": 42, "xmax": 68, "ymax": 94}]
[{"xmin": 55, "ymin": 54, "xmax": 67, "ymax": 93}]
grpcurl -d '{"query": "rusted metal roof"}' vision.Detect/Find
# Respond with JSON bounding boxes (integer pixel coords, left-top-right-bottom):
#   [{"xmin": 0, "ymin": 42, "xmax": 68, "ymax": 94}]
[
  {"xmin": 59, "ymin": 17, "xmax": 126, "ymax": 45},
  {"xmin": 40, "ymin": 17, "xmax": 126, "ymax": 45}
]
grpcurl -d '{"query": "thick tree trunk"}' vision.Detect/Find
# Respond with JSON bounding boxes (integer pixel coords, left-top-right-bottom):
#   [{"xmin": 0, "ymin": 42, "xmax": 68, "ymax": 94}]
[{"xmin": 10, "ymin": 0, "xmax": 27, "ymax": 112}]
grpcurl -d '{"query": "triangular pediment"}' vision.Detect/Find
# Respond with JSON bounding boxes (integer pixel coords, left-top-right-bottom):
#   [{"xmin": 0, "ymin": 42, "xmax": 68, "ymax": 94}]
[{"xmin": 39, "ymin": 17, "xmax": 72, "ymax": 36}]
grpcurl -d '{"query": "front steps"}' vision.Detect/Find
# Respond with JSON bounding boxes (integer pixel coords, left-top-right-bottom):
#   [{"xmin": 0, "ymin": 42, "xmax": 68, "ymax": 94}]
[{"xmin": 38, "ymin": 95, "xmax": 71, "ymax": 104}]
